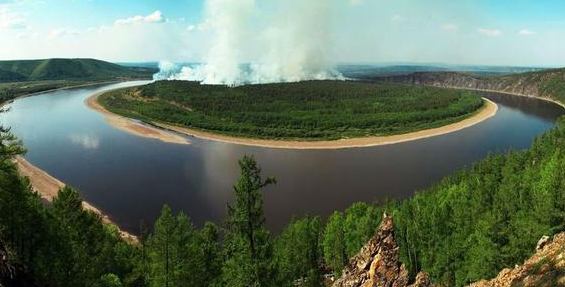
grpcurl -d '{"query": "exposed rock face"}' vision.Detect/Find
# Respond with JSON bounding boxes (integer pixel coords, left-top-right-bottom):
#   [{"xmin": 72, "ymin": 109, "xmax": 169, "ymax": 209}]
[
  {"xmin": 377, "ymin": 70, "xmax": 565, "ymax": 104},
  {"xmin": 467, "ymin": 233, "xmax": 565, "ymax": 287},
  {"xmin": 332, "ymin": 214, "xmax": 433, "ymax": 287}
]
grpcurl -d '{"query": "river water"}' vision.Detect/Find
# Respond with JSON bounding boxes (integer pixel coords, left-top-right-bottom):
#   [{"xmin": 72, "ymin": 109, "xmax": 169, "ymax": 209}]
[{"xmin": 1, "ymin": 82, "xmax": 563, "ymax": 233}]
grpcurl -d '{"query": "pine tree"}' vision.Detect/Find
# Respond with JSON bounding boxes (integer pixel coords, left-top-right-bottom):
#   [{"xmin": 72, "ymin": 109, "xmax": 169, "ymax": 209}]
[
  {"xmin": 322, "ymin": 211, "xmax": 347, "ymax": 276},
  {"xmin": 148, "ymin": 205, "xmax": 177, "ymax": 287},
  {"xmin": 221, "ymin": 155, "xmax": 276, "ymax": 287}
]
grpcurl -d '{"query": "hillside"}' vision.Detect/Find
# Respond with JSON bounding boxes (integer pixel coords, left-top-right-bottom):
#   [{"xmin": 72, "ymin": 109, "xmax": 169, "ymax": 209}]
[
  {"xmin": 0, "ymin": 58, "xmax": 156, "ymax": 82},
  {"xmin": 376, "ymin": 68, "xmax": 565, "ymax": 104},
  {"xmin": 98, "ymin": 80, "xmax": 484, "ymax": 141},
  {"xmin": 331, "ymin": 214, "xmax": 565, "ymax": 287}
]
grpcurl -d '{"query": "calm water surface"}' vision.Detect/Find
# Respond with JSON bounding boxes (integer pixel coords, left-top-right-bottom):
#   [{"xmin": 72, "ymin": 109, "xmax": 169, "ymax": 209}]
[{"xmin": 1, "ymin": 82, "xmax": 564, "ymax": 233}]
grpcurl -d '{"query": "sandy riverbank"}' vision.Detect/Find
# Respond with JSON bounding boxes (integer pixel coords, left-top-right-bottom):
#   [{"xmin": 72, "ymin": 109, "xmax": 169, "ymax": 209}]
[
  {"xmin": 157, "ymin": 98, "xmax": 497, "ymax": 149},
  {"xmin": 86, "ymin": 92, "xmax": 189, "ymax": 145},
  {"xmin": 89, "ymin": 91, "xmax": 497, "ymax": 149},
  {"xmin": 15, "ymin": 156, "xmax": 137, "ymax": 242}
]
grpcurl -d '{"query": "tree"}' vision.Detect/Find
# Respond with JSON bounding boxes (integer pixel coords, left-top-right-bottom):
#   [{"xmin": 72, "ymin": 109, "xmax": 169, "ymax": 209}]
[
  {"xmin": 199, "ymin": 222, "xmax": 221, "ymax": 287},
  {"xmin": 323, "ymin": 211, "xmax": 347, "ymax": 276},
  {"xmin": 221, "ymin": 155, "xmax": 276, "ymax": 287},
  {"xmin": 343, "ymin": 202, "xmax": 379, "ymax": 258},
  {"xmin": 147, "ymin": 205, "xmax": 177, "ymax": 287},
  {"xmin": 274, "ymin": 216, "xmax": 323, "ymax": 287}
]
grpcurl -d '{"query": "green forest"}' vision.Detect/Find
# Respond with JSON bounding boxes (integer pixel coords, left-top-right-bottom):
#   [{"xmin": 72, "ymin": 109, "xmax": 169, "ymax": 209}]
[
  {"xmin": 99, "ymin": 80, "xmax": 484, "ymax": 140},
  {"xmin": 2, "ymin": 106, "xmax": 565, "ymax": 286}
]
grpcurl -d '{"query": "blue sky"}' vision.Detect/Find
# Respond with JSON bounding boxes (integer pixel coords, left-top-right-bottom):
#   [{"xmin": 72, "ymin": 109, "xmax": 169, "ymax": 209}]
[{"xmin": 1, "ymin": 0, "xmax": 565, "ymax": 67}]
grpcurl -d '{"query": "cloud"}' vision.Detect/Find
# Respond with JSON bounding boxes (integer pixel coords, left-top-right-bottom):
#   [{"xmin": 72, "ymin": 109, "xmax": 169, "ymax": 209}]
[
  {"xmin": 441, "ymin": 24, "xmax": 458, "ymax": 31},
  {"xmin": 49, "ymin": 28, "xmax": 80, "ymax": 38},
  {"xmin": 390, "ymin": 14, "xmax": 403, "ymax": 22},
  {"xmin": 477, "ymin": 28, "xmax": 501, "ymax": 37},
  {"xmin": 518, "ymin": 29, "xmax": 536, "ymax": 36},
  {"xmin": 186, "ymin": 24, "xmax": 195, "ymax": 31},
  {"xmin": 0, "ymin": 7, "xmax": 26, "ymax": 29},
  {"xmin": 114, "ymin": 10, "xmax": 165, "ymax": 25},
  {"xmin": 70, "ymin": 134, "xmax": 100, "ymax": 150}
]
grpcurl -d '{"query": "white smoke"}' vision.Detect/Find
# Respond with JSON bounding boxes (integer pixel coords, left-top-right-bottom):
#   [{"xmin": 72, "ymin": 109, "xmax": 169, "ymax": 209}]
[{"xmin": 153, "ymin": 0, "xmax": 343, "ymax": 86}]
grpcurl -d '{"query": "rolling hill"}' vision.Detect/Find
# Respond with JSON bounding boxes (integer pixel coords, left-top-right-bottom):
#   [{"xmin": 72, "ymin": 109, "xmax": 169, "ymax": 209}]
[{"xmin": 0, "ymin": 58, "xmax": 156, "ymax": 82}]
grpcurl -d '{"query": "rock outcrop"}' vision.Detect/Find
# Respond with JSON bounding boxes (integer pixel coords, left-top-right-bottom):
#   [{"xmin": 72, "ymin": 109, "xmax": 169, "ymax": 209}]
[
  {"xmin": 332, "ymin": 214, "xmax": 433, "ymax": 287},
  {"xmin": 377, "ymin": 69, "xmax": 565, "ymax": 105},
  {"xmin": 467, "ymin": 232, "xmax": 565, "ymax": 287}
]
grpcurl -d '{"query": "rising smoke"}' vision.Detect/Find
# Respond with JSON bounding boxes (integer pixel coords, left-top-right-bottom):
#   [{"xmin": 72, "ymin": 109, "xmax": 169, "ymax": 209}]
[{"xmin": 153, "ymin": 0, "xmax": 343, "ymax": 86}]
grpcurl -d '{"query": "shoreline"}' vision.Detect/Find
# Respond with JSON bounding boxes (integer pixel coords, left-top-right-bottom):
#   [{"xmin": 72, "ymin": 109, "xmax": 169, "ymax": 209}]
[
  {"xmin": 86, "ymin": 92, "xmax": 189, "ymax": 145},
  {"xmin": 15, "ymin": 156, "xmax": 138, "ymax": 242},
  {"xmin": 89, "ymin": 91, "xmax": 498, "ymax": 149},
  {"xmin": 2, "ymin": 81, "xmax": 154, "ymax": 244},
  {"xmin": 426, "ymin": 85, "xmax": 565, "ymax": 110}
]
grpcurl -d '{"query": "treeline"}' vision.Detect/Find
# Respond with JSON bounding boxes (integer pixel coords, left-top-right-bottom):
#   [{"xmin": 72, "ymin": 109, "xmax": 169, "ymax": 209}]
[
  {"xmin": 99, "ymin": 80, "xmax": 484, "ymax": 140},
  {"xmin": 2, "ymin": 117, "xmax": 565, "ymax": 286}
]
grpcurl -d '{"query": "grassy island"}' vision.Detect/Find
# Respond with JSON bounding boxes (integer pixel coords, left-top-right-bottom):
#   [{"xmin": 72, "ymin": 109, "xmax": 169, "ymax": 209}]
[{"xmin": 98, "ymin": 80, "xmax": 484, "ymax": 141}]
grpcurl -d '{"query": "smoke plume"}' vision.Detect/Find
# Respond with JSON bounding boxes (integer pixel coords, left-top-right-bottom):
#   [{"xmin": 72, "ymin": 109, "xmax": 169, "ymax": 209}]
[{"xmin": 154, "ymin": 0, "xmax": 343, "ymax": 86}]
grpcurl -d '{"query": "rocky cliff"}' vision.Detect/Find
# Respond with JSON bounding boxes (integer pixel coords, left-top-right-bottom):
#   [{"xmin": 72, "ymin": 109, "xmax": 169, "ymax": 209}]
[
  {"xmin": 377, "ymin": 69, "xmax": 565, "ymax": 105},
  {"xmin": 332, "ymin": 215, "xmax": 565, "ymax": 287},
  {"xmin": 468, "ymin": 233, "xmax": 565, "ymax": 287},
  {"xmin": 332, "ymin": 214, "xmax": 433, "ymax": 287}
]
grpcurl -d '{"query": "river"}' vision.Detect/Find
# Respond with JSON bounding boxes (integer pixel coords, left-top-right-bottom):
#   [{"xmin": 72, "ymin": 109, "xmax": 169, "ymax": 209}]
[{"xmin": 1, "ymin": 82, "xmax": 563, "ymax": 233}]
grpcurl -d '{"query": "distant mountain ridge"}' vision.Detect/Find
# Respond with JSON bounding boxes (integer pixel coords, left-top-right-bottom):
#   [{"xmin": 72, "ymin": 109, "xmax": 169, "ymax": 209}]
[{"xmin": 0, "ymin": 58, "xmax": 156, "ymax": 82}]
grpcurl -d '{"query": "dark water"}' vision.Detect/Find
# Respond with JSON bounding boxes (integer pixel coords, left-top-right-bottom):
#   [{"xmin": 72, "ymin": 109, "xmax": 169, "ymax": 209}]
[{"xmin": 1, "ymin": 82, "xmax": 563, "ymax": 233}]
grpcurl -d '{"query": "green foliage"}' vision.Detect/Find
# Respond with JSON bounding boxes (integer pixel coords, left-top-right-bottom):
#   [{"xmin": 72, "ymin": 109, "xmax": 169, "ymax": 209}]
[
  {"xmin": 2, "ymin": 80, "xmax": 565, "ymax": 287},
  {"xmin": 221, "ymin": 155, "xmax": 276, "ymax": 287},
  {"xmin": 274, "ymin": 216, "xmax": 323, "ymax": 287},
  {"xmin": 98, "ymin": 273, "xmax": 123, "ymax": 287},
  {"xmin": 146, "ymin": 205, "xmax": 212, "ymax": 287},
  {"xmin": 100, "ymin": 80, "xmax": 484, "ymax": 140},
  {"xmin": 322, "ymin": 211, "xmax": 347, "ymax": 276},
  {"xmin": 390, "ymin": 118, "xmax": 565, "ymax": 286},
  {"xmin": 343, "ymin": 202, "xmax": 381, "ymax": 258}
]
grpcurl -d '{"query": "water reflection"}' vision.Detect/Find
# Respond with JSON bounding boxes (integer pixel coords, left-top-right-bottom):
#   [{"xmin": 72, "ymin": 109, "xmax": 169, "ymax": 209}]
[
  {"xmin": 70, "ymin": 134, "xmax": 100, "ymax": 150},
  {"xmin": 0, "ymin": 83, "xmax": 563, "ymax": 233}
]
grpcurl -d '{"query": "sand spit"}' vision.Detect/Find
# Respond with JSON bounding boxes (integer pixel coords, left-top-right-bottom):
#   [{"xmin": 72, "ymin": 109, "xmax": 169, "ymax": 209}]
[
  {"xmin": 89, "ymin": 89, "xmax": 497, "ymax": 149},
  {"xmin": 152, "ymin": 98, "xmax": 498, "ymax": 149},
  {"xmin": 85, "ymin": 92, "xmax": 189, "ymax": 145}
]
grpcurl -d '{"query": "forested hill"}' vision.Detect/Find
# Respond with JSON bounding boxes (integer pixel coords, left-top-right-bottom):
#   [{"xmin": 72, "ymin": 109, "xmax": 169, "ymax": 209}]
[
  {"xmin": 0, "ymin": 58, "xmax": 156, "ymax": 81},
  {"xmin": 374, "ymin": 68, "xmax": 565, "ymax": 104}
]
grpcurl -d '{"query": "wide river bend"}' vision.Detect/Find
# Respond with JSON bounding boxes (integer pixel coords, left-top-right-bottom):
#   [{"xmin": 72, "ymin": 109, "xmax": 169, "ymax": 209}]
[{"xmin": 2, "ymin": 82, "xmax": 563, "ymax": 233}]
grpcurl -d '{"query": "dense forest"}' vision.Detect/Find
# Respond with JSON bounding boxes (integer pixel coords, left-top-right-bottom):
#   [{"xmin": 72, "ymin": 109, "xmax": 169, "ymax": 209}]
[
  {"xmin": 1, "ymin": 104, "xmax": 565, "ymax": 286},
  {"xmin": 99, "ymin": 80, "xmax": 484, "ymax": 140}
]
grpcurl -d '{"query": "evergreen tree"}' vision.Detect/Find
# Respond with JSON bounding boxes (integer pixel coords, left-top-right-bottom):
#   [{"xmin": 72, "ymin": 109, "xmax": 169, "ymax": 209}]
[
  {"xmin": 322, "ymin": 211, "xmax": 347, "ymax": 276},
  {"xmin": 221, "ymin": 155, "xmax": 276, "ymax": 287},
  {"xmin": 148, "ymin": 205, "xmax": 177, "ymax": 287},
  {"xmin": 199, "ymin": 222, "xmax": 221, "ymax": 287},
  {"xmin": 274, "ymin": 216, "xmax": 323, "ymax": 287}
]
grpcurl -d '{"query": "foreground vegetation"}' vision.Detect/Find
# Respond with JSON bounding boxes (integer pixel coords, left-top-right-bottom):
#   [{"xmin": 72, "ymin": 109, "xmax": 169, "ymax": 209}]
[
  {"xmin": 99, "ymin": 80, "xmax": 484, "ymax": 140},
  {"xmin": 1, "ymin": 109, "xmax": 564, "ymax": 286}
]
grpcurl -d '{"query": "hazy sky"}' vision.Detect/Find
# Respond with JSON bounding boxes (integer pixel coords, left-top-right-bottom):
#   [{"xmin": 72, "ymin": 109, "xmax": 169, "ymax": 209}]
[{"xmin": 1, "ymin": 0, "xmax": 565, "ymax": 67}]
